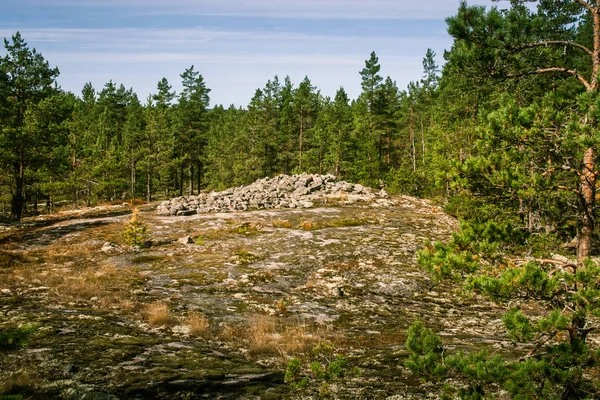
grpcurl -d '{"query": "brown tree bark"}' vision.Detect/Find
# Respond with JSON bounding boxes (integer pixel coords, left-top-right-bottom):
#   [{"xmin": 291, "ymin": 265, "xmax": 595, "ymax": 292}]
[{"xmin": 578, "ymin": 147, "xmax": 596, "ymax": 264}]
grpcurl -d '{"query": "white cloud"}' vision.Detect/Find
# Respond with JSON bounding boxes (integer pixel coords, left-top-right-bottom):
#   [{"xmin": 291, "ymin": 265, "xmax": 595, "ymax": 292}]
[{"xmin": 2, "ymin": 0, "xmax": 461, "ymax": 106}]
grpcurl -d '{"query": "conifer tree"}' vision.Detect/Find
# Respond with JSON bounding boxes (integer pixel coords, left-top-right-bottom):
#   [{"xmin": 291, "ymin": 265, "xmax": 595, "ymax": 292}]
[{"xmin": 0, "ymin": 32, "xmax": 60, "ymax": 220}]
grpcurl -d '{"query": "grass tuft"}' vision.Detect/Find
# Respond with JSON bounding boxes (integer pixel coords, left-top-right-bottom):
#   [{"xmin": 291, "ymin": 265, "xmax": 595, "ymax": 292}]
[
  {"xmin": 146, "ymin": 302, "xmax": 171, "ymax": 326},
  {"xmin": 186, "ymin": 312, "xmax": 210, "ymax": 336}
]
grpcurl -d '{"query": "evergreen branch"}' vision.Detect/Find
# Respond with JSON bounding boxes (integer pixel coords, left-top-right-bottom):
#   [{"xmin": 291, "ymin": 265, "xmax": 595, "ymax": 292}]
[
  {"xmin": 557, "ymin": 185, "xmax": 581, "ymax": 194},
  {"xmin": 561, "ymin": 164, "xmax": 583, "ymax": 177},
  {"xmin": 509, "ymin": 258, "xmax": 576, "ymax": 269},
  {"xmin": 573, "ymin": 0, "xmax": 595, "ymax": 14},
  {"xmin": 513, "ymin": 40, "xmax": 593, "ymax": 56},
  {"xmin": 507, "ymin": 68, "xmax": 592, "ymax": 91},
  {"xmin": 518, "ymin": 330, "xmax": 559, "ymax": 362}
]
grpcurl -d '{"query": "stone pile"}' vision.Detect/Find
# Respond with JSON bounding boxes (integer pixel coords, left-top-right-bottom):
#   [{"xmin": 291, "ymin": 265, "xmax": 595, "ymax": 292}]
[{"xmin": 157, "ymin": 173, "xmax": 390, "ymax": 216}]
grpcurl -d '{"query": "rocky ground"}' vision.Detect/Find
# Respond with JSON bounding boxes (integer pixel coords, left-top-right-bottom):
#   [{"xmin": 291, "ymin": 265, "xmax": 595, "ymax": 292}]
[{"xmin": 0, "ymin": 181, "xmax": 514, "ymax": 399}]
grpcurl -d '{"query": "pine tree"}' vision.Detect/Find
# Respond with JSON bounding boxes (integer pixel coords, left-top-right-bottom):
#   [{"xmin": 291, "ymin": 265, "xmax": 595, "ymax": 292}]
[
  {"xmin": 0, "ymin": 32, "xmax": 60, "ymax": 220},
  {"xmin": 177, "ymin": 66, "xmax": 210, "ymax": 194}
]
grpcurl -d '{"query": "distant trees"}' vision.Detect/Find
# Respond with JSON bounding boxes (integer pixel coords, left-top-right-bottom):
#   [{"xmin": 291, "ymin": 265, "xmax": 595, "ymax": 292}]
[
  {"xmin": 0, "ymin": 36, "xmax": 449, "ymax": 219},
  {"xmin": 0, "ymin": 29, "xmax": 449, "ymax": 220},
  {"xmin": 0, "ymin": 32, "xmax": 61, "ymax": 221}
]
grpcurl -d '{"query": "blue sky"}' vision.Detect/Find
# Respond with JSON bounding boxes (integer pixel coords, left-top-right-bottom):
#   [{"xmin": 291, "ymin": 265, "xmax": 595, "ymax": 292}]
[{"xmin": 1, "ymin": 0, "xmax": 493, "ymax": 107}]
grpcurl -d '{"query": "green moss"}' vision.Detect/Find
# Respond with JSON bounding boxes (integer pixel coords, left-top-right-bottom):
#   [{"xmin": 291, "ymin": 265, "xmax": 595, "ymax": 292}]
[
  {"xmin": 230, "ymin": 251, "xmax": 265, "ymax": 265},
  {"xmin": 231, "ymin": 222, "xmax": 262, "ymax": 236},
  {"xmin": 131, "ymin": 255, "xmax": 164, "ymax": 264}
]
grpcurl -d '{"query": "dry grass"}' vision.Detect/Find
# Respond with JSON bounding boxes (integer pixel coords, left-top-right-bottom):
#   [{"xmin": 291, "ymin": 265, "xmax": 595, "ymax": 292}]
[
  {"xmin": 325, "ymin": 193, "xmax": 348, "ymax": 204},
  {"xmin": 186, "ymin": 312, "xmax": 210, "ymax": 336},
  {"xmin": 146, "ymin": 302, "xmax": 171, "ymax": 326},
  {"xmin": 128, "ymin": 198, "xmax": 146, "ymax": 207},
  {"xmin": 299, "ymin": 220, "xmax": 316, "ymax": 230},
  {"xmin": 0, "ymin": 261, "xmax": 145, "ymax": 312},
  {"xmin": 0, "ymin": 369, "xmax": 38, "ymax": 395},
  {"xmin": 241, "ymin": 315, "xmax": 325, "ymax": 359},
  {"xmin": 220, "ymin": 323, "xmax": 243, "ymax": 341},
  {"xmin": 0, "ymin": 250, "xmax": 26, "ymax": 268},
  {"xmin": 50, "ymin": 265, "xmax": 143, "ymax": 305},
  {"xmin": 272, "ymin": 219, "xmax": 293, "ymax": 229}
]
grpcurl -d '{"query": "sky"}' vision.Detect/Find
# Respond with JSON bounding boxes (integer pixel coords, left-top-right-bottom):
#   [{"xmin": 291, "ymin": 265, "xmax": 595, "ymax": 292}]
[{"xmin": 1, "ymin": 0, "xmax": 494, "ymax": 107}]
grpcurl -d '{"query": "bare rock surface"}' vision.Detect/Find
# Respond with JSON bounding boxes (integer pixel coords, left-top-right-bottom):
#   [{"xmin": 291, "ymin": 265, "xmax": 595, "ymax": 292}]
[{"xmin": 0, "ymin": 185, "xmax": 511, "ymax": 399}]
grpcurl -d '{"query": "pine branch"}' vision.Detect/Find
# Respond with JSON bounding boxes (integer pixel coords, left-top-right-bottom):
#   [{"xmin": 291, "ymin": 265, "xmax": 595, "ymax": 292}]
[
  {"xmin": 507, "ymin": 68, "xmax": 592, "ymax": 91},
  {"xmin": 513, "ymin": 40, "xmax": 593, "ymax": 56},
  {"xmin": 573, "ymin": 0, "xmax": 595, "ymax": 14},
  {"xmin": 518, "ymin": 330, "xmax": 559, "ymax": 362},
  {"xmin": 557, "ymin": 185, "xmax": 581, "ymax": 194},
  {"xmin": 509, "ymin": 257, "xmax": 576, "ymax": 271}
]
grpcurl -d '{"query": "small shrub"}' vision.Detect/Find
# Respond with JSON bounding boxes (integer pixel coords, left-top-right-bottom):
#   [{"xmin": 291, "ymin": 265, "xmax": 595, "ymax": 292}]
[
  {"xmin": 0, "ymin": 325, "xmax": 38, "ymax": 350},
  {"xmin": 121, "ymin": 208, "xmax": 148, "ymax": 247},
  {"xmin": 405, "ymin": 320, "xmax": 446, "ymax": 379},
  {"xmin": 194, "ymin": 236, "xmax": 205, "ymax": 246},
  {"xmin": 285, "ymin": 358, "xmax": 308, "ymax": 388},
  {"xmin": 284, "ymin": 342, "xmax": 355, "ymax": 390},
  {"xmin": 276, "ymin": 298, "xmax": 289, "ymax": 315}
]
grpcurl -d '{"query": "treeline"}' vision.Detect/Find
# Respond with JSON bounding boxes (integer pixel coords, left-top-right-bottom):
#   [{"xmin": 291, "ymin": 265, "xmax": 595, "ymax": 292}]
[
  {"xmin": 0, "ymin": 33, "xmax": 443, "ymax": 221},
  {"xmin": 2, "ymin": 0, "xmax": 600, "ymax": 258}
]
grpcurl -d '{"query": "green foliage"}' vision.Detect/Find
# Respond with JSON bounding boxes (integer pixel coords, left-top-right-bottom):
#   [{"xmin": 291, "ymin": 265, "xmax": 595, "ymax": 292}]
[
  {"xmin": 417, "ymin": 220, "xmax": 514, "ymax": 281},
  {"xmin": 285, "ymin": 342, "xmax": 356, "ymax": 391},
  {"xmin": 405, "ymin": 320, "xmax": 446, "ymax": 379},
  {"xmin": 413, "ymin": 224, "xmax": 600, "ymax": 397},
  {"xmin": 0, "ymin": 325, "xmax": 38, "ymax": 349},
  {"xmin": 284, "ymin": 358, "xmax": 305, "ymax": 386},
  {"xmin": 502, "ymin": 308, "xmax": 534, "ymax": 343},
  {"xmin": 121, "ymin": 207, "xmax": 148, "ymax": 247}
]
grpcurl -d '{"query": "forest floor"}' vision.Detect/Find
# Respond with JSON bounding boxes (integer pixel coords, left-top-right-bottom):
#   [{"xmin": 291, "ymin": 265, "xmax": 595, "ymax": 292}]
[{"xmin": 0, "ymin": 196, "xmax": 516, "ymax": 399}]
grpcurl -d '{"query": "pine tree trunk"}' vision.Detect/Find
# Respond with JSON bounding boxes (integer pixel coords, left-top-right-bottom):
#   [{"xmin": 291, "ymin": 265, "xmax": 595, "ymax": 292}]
[
  {"xmin": 147, "ymin": 165, "xmax": 152, "ymax": 203},
  {"xmin": 197, "ymin": 160, "xmax": 202, "ymax": 194},
  {"xmin": 409, "ymin": 106, "xmax": 416, "ymax": 171},
  {"xmin": 387, "ymin": 132, "xmax": 391, "ymax": 166},
  {"xmin": 189, "ymin": 164, "xmax": 194, "ymax": 196},
  {"xmin": 11, "ymin": 162, "xmax": 25, "ymax": 221},
  {"xmin": 577, "ymin": 147, "xmax": 595, "ymax": 266},
  {"xmin": 179, "ymin": 164, "xmax": 184, "ymax": 197},
  {"xmin": 131, "ymin": 156, "xmax": 136, "ymax": 200},
  {"xmin": 299, "ymin": 115, "xmax": 304, "ymax": 172},
  {"xmin": 421, "ymin": 119, "xmax": 426, "ymax": 166}
]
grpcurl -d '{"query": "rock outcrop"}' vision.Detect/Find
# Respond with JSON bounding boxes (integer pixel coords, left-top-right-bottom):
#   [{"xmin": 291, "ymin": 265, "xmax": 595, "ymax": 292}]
[{"xmin": 157, "ymin": 173, "xmax": 391, "ymax": 216}]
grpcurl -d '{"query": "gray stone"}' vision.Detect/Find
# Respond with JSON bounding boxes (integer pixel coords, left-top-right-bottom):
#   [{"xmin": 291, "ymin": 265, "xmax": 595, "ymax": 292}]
[
  {"xmin": 178, "ymin": 236, "xmax": 194, "ymax": 245},
  {"xmin": 157, "ymin": 173, "xmax": 382, "ymax": 216},
  {"xmin": 176, "ymin": 209, "xmax": 196, "ymax": 216}
]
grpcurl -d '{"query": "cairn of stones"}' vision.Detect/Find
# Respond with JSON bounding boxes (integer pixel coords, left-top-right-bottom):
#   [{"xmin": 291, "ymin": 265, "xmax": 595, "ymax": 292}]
[{"xmin": 157, "ymin": 173, "xmax": 390, "ymax": 216}]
